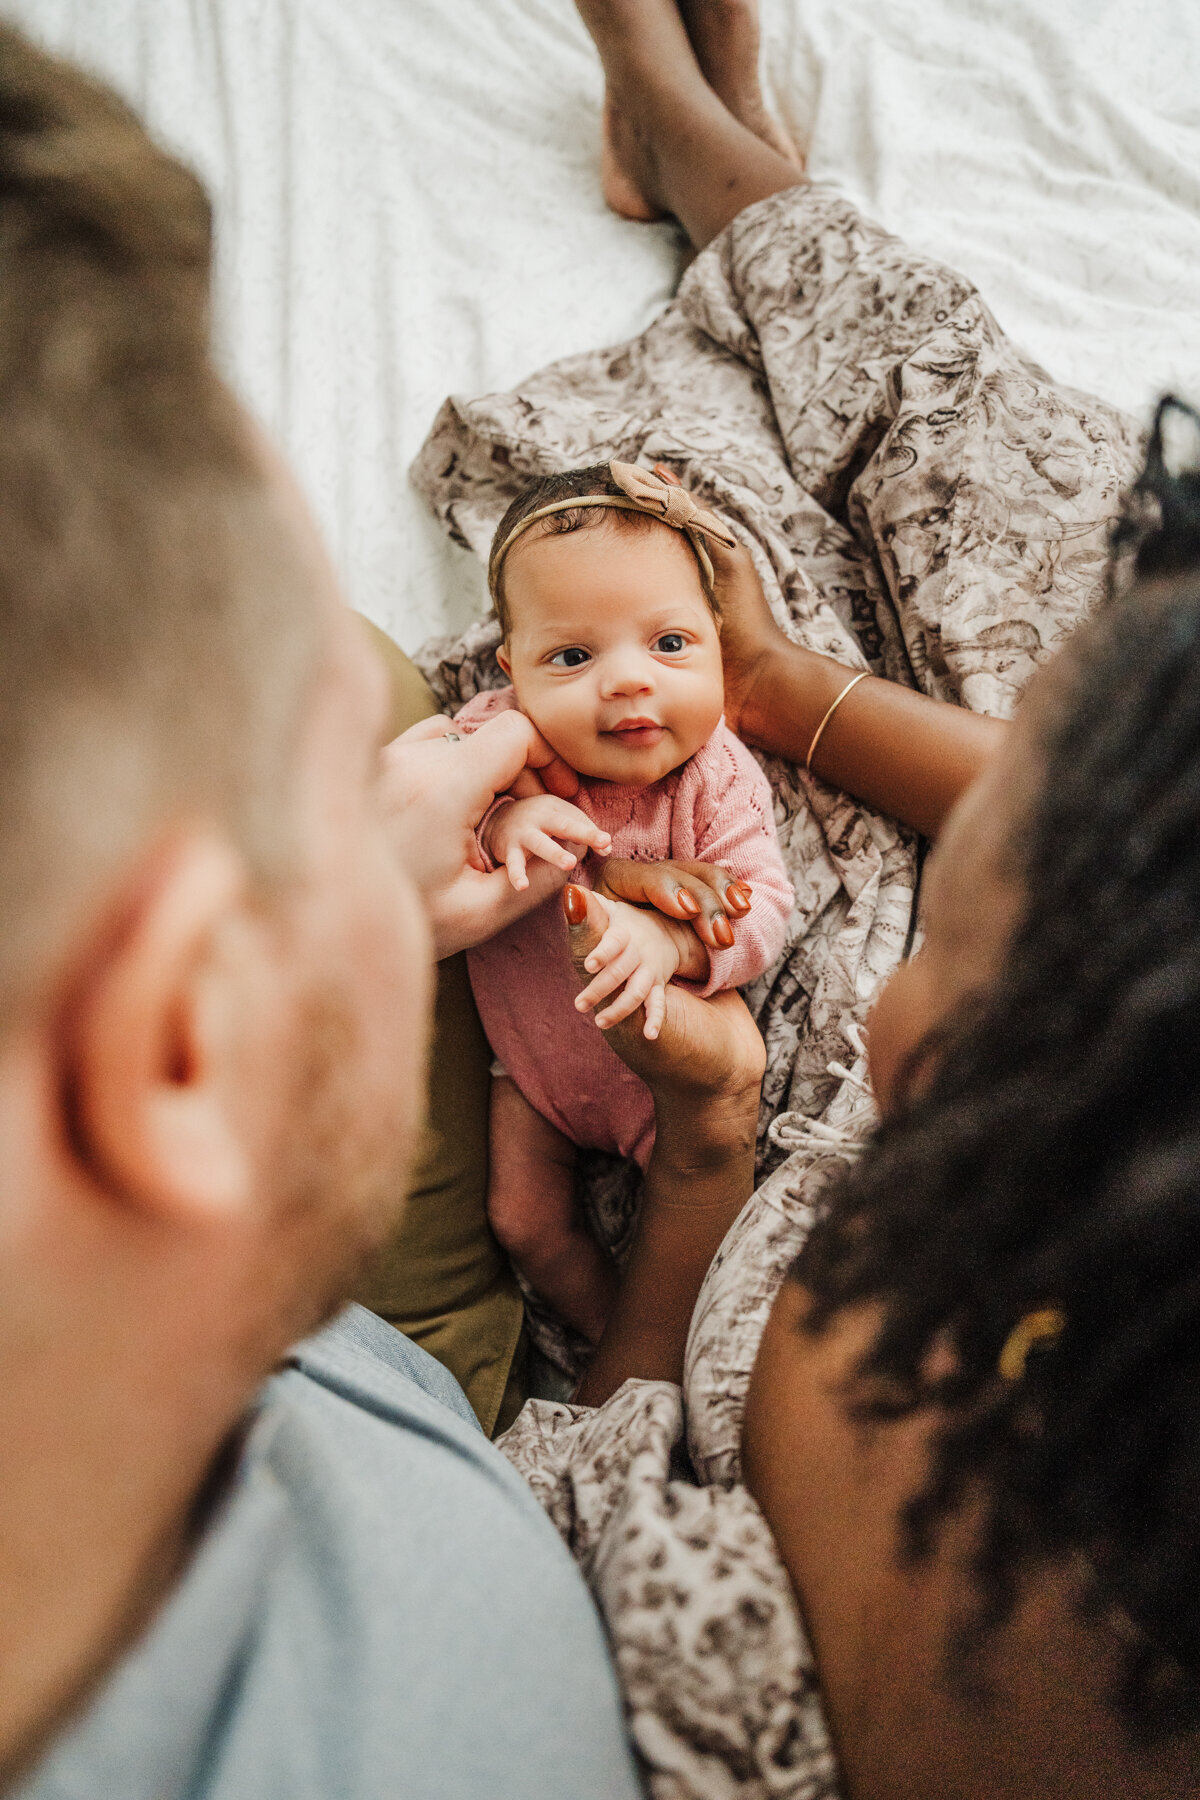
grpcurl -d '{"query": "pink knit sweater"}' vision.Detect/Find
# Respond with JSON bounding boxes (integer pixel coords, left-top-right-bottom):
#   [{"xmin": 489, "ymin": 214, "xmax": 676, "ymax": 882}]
[{"xmin": 456, "ymin": 687, "xmax": 793, "ymax": 1168}]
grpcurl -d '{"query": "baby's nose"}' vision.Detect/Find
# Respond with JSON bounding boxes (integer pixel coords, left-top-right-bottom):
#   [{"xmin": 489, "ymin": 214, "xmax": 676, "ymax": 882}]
[{"xmin": 600, "ymin": 652, "xmax": 654, "ymax": 697}]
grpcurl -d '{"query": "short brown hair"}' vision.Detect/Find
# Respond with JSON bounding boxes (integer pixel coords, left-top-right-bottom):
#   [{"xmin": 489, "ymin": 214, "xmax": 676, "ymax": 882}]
[
  {"xmin": 0, "ymin": 27, "xmax": 320, "ymax": 1018},
  {"xmin": 488, "ymin": 463, "xmax": 715, "ymax": 637}
]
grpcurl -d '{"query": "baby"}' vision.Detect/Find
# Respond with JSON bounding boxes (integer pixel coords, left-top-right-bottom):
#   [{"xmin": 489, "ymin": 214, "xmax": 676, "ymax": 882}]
[{"xmin": 454, "ymin": 462, "xmax": 793, "ymax": 1343}]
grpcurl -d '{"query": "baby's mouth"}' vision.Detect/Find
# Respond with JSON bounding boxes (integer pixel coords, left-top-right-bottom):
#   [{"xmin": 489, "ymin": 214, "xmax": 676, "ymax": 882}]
[{"xmin": 605, "ymin": 717, "xmax": 665, "ymax": 749}]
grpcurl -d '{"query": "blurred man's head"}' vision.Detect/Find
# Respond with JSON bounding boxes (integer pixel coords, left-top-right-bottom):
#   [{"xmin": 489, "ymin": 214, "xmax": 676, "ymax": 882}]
[
  {"xmin": 0, "ymin": 27, "xmax": 431, "ymax": 1779},
  {"xmin": 0, "ymin": 24, "xmax": 428, "ymax": 1387}
]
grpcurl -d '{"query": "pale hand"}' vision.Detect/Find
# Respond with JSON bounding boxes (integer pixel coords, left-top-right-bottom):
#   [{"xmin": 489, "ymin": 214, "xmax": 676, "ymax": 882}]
[
  {"xmin": 573, "ymin": 895, "xmax": 692, "ymax": 1040},
  {"xmin": 484, "ymin": 794, "xmax": 613, "ymax": 892},
  {"xmin": 378, "ymin": 710, "xmax": 582, "ymax": 958}
]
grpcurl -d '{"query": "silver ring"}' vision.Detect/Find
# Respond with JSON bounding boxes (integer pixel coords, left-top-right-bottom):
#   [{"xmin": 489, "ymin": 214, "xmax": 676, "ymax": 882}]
[{"xmin": 443, "ymin": 730, "xmax": 461, "ymax": 743}]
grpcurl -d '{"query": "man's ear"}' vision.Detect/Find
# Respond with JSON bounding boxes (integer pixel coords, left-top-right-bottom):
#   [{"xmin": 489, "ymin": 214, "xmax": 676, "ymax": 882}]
[
  {"xmin": 496, "ymin": 644, "xmax": 512, "ymax": 677},
  {"xmin": 64, "ymin": 832, "xmax": 260, "ymax": 1225}
]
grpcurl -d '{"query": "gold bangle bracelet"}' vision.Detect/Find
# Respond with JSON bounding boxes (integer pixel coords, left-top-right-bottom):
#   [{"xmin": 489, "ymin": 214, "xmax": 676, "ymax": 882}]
[{"xmin": 805, "ymin": 671, "xmax": 869, "ymax": 774}]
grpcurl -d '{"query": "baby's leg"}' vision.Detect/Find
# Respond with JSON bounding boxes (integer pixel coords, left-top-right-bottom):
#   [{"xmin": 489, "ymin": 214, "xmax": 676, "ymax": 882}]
[{"xmin": 487, "ymin": 1075, "xmax": 619, "ymax": 1346}]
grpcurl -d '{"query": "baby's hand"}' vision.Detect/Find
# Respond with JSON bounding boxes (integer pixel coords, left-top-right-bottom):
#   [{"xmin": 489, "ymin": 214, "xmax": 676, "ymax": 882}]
[
  {"xmin": 573, "ymin": 898, "xmax": 686, "ymax": 1040},
  {"xmin": 485, "ymin": 795, "xmax": 612, "ymax": 893}
]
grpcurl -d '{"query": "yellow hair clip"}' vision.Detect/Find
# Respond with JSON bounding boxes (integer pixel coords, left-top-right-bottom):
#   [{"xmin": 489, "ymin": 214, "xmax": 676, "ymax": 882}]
[{"xmin": 998, "ymin": 1307, "xmax": 1066, "ymax": 1383}]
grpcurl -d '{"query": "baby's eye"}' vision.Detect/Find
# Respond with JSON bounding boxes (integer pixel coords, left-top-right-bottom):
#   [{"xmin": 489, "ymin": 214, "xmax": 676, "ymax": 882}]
[
  {"xmin": 549, "ymin": 646, "xmax": 592, "ymax": 669},
  {"xmin": 655, "ymin": 632, "xmax": 687, "ymax": 654}
]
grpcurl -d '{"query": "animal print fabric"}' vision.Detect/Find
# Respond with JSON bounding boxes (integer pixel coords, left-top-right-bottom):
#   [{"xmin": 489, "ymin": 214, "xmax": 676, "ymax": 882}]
[{"xmin": 411, "ymin": 184, "xmax": 1142, "ymax": 1797}]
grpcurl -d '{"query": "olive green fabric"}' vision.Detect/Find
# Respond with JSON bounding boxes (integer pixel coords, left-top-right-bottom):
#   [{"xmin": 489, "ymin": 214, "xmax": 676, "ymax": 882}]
[{"xmin": 354, "ymin": 617, "xmax": 526, "ymax": 1436}]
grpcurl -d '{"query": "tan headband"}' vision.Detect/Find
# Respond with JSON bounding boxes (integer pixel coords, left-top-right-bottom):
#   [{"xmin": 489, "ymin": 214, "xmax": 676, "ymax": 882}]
[{"xmin": 492, "ymin": 461, "xmax": 737, "ymax": 596}]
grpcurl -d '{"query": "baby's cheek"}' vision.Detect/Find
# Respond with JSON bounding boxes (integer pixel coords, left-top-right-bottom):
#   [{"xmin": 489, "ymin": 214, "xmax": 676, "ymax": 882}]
[
  {"xmin": 511, "ymin": 679, "xmax": 593, "ymax": 767},
  {"xmin": 537, "ymin": 698, "xmax": 600, "ymax": 769},
  {"xmin": 676, "ymin": 668, "xmax": 725, "ymax": 751}
]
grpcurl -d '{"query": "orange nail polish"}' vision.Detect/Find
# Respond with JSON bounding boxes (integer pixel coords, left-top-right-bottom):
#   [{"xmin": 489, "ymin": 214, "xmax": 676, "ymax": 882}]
[
  {"xmin": 713, "ymin": 916, "xmax": 735, "ymax": 947},
  {"xmin": 728, "ymin": 881, "xmax": 753, "ymax": 912},
  {"xmin": 563, "ymin": 884, "xmax": 587, "ymax": 926},
  {"xmin": 676, "ymin": 889, "xmax": 700, "ymax": 916}
]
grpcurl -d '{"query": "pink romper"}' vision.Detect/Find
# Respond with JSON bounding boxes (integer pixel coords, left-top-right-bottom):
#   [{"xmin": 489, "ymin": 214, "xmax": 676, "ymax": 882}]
[{"xmin": 456, "ymin": 687, "xmax": 794, "ymax": 1168}]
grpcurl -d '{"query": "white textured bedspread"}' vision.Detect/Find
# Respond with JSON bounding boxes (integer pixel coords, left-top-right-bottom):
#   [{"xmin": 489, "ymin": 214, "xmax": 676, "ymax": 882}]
[{"xmin": 5, "ymin": 0, "xmax": 1199, "ymax": 649}]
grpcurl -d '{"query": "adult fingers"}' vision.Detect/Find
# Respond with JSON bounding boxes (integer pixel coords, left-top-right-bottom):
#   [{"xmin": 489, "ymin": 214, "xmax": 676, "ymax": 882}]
[
  {"xmin": 513, "ymin": 716, "xmax": 580, "ymax": 798},
  {"xmin": 508, "ymin": 766, "xmax": 549, "ymax": 801},
  {"xmin": 385, "ymin": 713, "xmax": 459, "ymax": 746},
  {"xmin": 446, "ymin": 710, "xmax": 580, "ymax": 818},
  {"xmin": 598, "ymin": 857, "xmax": 750, "ymax": 948},
  {"xmin": 560, "ymin": 885, "xmax": 611, "ymax": 968},
  {"xmin": 669, "ymin": 861, "xmax": 752, "ymax": 948}
]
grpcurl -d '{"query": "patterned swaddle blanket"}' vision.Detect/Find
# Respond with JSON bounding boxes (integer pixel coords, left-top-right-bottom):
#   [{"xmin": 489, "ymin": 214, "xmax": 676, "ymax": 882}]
[{"xmin": 412, "ymin": 183, "xmax": 1142, "ymax": 1795}]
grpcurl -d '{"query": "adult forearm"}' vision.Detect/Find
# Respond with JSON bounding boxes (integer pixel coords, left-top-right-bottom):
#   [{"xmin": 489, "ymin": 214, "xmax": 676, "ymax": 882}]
[
  {"xmin": 574, "ymin": 1087, "xmax": 758, "ymax": 1406},
  {"xmin": 742, "ymin": 642, "xmax": 1006, "ymax": 842}
]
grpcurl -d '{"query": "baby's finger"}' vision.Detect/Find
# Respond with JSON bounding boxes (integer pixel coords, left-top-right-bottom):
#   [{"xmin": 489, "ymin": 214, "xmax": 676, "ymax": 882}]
[
  {"xmin": 524, "ymin": 828, "xmax": 579, "ymax": 873},
  {"xmin": 504, "ymin": 844, "xmax": 529, "ymax": 892},
  {"xmin": 641, "ymin": 982, "xmax": 667, "ymax": 1041},
  {"xmin": 582, "ymin": 923, "xmax": 629, "ymax": 975},
  {"xmin": 596, "ymin": 966, "xmax": 656, "ymax": 1030},
  {"xmin": 575, "ymin": 945, "xmax": 641, "ymax": 1013},
  {"xmin": 538, "ymin": 799, "xmax": 612, "ymax": 856}
]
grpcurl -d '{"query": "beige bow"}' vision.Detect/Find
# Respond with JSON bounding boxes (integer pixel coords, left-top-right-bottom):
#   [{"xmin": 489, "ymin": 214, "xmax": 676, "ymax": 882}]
[
  {"xmin": 608, "ymin": 462, "xmax": 737, "ymax": 553},
  {"xmin": 491, "ymin": 462, "xmax": 736, "ymax": 598}
]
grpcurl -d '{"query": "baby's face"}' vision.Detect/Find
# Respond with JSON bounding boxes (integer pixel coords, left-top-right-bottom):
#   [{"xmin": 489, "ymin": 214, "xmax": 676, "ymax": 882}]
[{"xmin": 498, "ymin": 522, "xmax": 725, "ymax": 786}]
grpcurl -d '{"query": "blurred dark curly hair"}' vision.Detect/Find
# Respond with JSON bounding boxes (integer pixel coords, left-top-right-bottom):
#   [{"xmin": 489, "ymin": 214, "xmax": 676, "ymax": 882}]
[{"xmin": 793, "ymin": 396, "xmax": 1200, "ymax": 1745}]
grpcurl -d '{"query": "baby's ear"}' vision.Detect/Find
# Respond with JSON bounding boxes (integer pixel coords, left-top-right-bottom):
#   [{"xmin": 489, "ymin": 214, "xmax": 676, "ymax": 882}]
[{"xmin": 496, "ymin": 643, "xmax": 512, "ymax": 677}]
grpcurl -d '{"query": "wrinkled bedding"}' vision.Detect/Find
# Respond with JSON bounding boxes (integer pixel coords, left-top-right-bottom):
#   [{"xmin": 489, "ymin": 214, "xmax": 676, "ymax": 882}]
[
  {"xmin": 6, "ymin": 0, "xmax": 1199, "ymax": 652},
  {"xmin": 412, "ymin": 182, "xmax": 1143, "ymax": 1795}
]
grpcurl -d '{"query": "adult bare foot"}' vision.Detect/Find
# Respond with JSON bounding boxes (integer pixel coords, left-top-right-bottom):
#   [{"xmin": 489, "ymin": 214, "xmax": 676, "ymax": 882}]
[
  {"xmin": 678, "ymin": 0, "xmax": 802, "ymax": 166},
  {"xmin": 601, "ymin": 95, "xmax": 665, "ymax": 222},
  {"xmin": 579, "ymin": 0, "xmax": 801, "ymax": 224},
  {"xmin": 577, "ymin": 0, "xmax": 803, "ymax": 246},
  {"xmin": 577, "ymin": 0, "xmax": 703, "ymax": 222}
]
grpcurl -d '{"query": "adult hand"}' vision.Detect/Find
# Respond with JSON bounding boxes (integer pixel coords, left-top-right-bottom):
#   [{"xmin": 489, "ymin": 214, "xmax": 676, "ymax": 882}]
[
  {"xmin": 652, "ymin": 462, "xmax": 788, "ymax": 745},
  {"xmin": 378, "ymin": 711, "xmax": 581, "ymax": 957},
  {"xmin": 596, "ymin": 856, "xmax": 752, "ymax": 952},
  {"xmin": 710, "ymin": 534, "xmax": 798, "ymax": 747},
  {"xmin": 562, "ymin": 884, "xmax": 766, "ymax": 1405},
  {"xmin": 564, "ymin": 884, "xmax": 764, "ymax": 1126}
]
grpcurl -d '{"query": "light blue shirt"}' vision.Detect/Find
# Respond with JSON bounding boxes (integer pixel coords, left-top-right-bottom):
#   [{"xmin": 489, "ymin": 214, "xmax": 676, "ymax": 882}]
[{"xmin": 17, "ymin": 1306, "xmax": 641, "ymax": 1800}]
